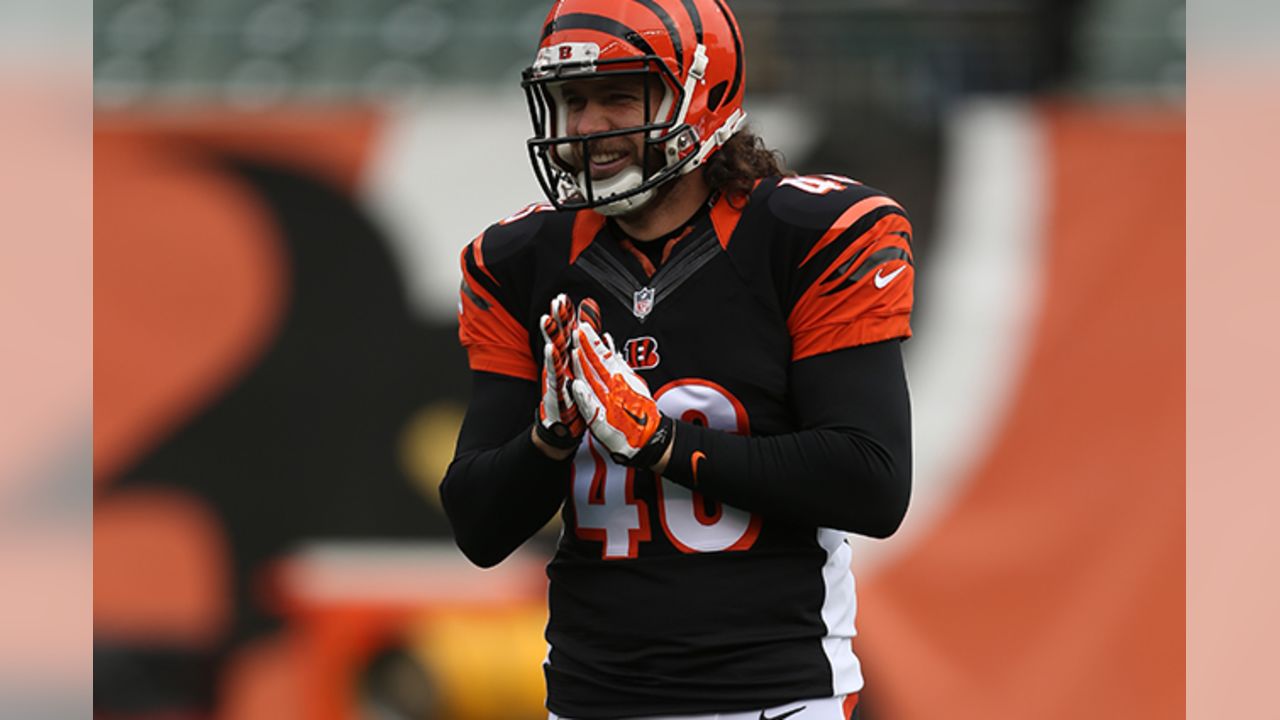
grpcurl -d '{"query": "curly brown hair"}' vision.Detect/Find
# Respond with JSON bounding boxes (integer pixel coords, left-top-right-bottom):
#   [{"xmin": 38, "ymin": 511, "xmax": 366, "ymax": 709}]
[{"xmin": 702, "ymin": 129, "xmax": 789, "ymax": 205}]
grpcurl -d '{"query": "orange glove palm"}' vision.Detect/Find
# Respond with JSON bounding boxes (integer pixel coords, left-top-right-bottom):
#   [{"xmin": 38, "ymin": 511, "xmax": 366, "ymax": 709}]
[{"xmin": 569, "ymin": 303, "xmax": 673, "ymax": 468}]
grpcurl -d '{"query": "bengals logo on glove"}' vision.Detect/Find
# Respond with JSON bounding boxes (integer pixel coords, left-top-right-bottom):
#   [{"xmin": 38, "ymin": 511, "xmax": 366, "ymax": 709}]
[{"xmin": 569, "ymin": 300, "xmax": 673, "ymax": 468}]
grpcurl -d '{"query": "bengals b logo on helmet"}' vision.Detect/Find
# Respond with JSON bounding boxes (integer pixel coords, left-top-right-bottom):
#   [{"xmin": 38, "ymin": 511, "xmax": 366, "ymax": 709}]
[{"xmin": 623, "ymin": 336, "xmax": 661, "ymax": 370}]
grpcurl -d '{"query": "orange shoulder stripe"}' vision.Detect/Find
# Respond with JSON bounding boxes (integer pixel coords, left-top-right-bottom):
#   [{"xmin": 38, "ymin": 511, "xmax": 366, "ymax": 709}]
[
  {"xmin": 788, "ymin": 213, "xmax": 914, "ymax": 359},
  {"xmin": 470, "ymin": 232, "xmax": 500, "ymax": 287},
  {"xmin": 798, "ymin": 195, "xmax": 903, "ymax": 268},
  {"xmin": 791, "ymin": 311, "xmax": 912, "ymax": 361},
  {"xmin": 458, "ymin": 251, "xmax": 535, "ymax": 380}
]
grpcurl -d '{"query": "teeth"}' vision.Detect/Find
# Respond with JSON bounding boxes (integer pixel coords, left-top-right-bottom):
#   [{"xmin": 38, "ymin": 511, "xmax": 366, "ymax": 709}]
[{"xmin": 590, "ymin": 151, "xmax": 625, "ymax": 164}]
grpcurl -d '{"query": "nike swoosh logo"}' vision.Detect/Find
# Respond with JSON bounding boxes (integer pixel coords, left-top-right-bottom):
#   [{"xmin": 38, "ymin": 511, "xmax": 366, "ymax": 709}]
[
  {"xmin": 690, "ymin": 451, "xmax": 706, "ymax": 485},
  {"xmin": 623, "ymin": 407, "xmax": 649, "ymax": 427},
  {"xmin": 873, "ymin": 264, "xmax": 907, "ymax": 289},
  {"xmin": 760, "ymin": 707, "xmax": 806, "ymax": 720}
]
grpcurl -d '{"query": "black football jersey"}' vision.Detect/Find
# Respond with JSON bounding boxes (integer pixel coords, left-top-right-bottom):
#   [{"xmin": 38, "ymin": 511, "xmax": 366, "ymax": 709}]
[{"xmin": 457, "ymin": 175, "xmax": 914, "ymax": 718}]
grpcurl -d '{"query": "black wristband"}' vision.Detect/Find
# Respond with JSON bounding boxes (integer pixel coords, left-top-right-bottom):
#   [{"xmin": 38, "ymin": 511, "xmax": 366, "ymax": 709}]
[
  {"xmin": 534, "ymin": 411, "xmax": 582, "ymax": 451},
  {"xmin": 614, "ymin": 415, "xmax": 675, "ymax": 468}
]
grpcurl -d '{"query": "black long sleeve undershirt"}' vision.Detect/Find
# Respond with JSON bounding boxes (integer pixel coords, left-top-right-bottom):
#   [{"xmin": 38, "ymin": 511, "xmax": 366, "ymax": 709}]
[
  {"xmin": 439, "ymin": 340, "xmax": 912, "ymax": 566},
  {"xmin": 663, "ymin": 340, "xmax": 912, "ymax": 538},
  {"xmin": 439, "ymin": 372, "xmax": 572, "ymax": 567}
]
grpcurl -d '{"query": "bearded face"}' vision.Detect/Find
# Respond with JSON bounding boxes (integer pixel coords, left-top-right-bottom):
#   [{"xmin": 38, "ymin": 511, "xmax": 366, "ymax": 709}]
[{"xmin": 557, "ymin": 75, "xmax": 667, "ymax": 182}]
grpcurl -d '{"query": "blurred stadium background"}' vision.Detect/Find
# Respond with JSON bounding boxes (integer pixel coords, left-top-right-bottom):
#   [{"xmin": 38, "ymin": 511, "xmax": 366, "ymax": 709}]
[{"xmin": 93, "ymin": 1, "xmax": 1184, "ymax": 718}]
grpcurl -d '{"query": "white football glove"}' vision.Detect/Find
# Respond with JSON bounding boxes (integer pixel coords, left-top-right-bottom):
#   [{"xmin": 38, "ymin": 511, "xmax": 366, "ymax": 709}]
[
  {"xmin": 569, "ymin": 304, "xmax": 673, "ymax": 468},
  {"xmin": 535, "ymin": 293, "xmax": 584, "ymax": 450}
]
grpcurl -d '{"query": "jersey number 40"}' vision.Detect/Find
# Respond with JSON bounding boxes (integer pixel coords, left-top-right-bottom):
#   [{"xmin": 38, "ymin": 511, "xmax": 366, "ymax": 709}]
[{"xmin": 571, "ymin": 379, "xmax": 762, "ymax": 559}]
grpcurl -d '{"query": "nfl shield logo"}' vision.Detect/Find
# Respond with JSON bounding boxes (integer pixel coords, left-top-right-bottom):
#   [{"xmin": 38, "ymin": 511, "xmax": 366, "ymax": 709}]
[{"xmin": 632, "ymin": 286, "xmax": 655, "ymax": 320}]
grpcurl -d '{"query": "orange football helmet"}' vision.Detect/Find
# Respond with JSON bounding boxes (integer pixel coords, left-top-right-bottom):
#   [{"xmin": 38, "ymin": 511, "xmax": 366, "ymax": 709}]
[{"xmin": 522, "ymin": 0, "xmax": 748, "ymax": 215}]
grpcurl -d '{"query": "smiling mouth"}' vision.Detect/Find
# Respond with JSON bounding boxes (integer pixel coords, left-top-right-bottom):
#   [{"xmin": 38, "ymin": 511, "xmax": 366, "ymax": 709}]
[{"xmin": 582, "ymin": 148, "xmax": 631, "ymax": 179}]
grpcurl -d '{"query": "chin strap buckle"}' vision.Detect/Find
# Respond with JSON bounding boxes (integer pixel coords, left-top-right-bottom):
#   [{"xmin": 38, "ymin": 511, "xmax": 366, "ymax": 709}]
[
  {"xmin": 661, "ymin": 45, "xmax": 709, "ymax": 165},
  {"xmin": 683, "ymin": 108, "xmax": 747, "ymax": 174}
]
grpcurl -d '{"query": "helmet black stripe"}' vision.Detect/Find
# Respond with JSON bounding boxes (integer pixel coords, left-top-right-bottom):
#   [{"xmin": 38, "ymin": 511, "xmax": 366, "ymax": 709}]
[
  {"xmin": 630, "ymin": 0, "xmax": 684, "ymax": 75},
  {"xmin": 542, "ymin": 12, "xmax": 658, "ymax": 59},
  {"xmin": 678, "ymin": 0, "xmax": 704, "ymax": 44},
  {"xmin": 710, "ymin": 0, "xmax": 743, "ymax": 104}
]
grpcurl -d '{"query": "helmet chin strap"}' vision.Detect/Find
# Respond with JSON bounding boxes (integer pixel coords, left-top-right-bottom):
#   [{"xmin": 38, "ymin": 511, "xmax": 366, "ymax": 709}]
[
  {"xmin": 683, "ymin": 107, "xmax": 747, "ymax": 174},
  {"xmin": 579, "ymin": 165, "xmax": 656, "ymax": 216}
]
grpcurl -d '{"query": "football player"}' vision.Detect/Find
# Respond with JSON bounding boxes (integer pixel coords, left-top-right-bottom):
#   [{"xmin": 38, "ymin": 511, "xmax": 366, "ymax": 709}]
[{"xmin": 441, "ymin": 1, "xmax": 913, "ymax": 718}]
